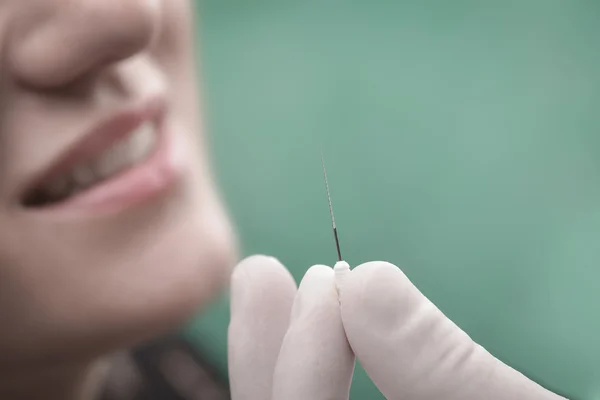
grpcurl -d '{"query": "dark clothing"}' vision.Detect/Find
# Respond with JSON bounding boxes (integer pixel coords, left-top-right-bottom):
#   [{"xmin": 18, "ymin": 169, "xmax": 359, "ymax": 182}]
[{"xmin": 101, "ymin": 335, "xmax": 230, "ymax": 400}]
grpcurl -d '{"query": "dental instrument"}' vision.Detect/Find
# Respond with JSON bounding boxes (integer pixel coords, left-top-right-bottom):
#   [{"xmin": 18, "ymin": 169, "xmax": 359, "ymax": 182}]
[{"xmin": 320, "ymin": 151, "xmax": 350, "ymax": 295}]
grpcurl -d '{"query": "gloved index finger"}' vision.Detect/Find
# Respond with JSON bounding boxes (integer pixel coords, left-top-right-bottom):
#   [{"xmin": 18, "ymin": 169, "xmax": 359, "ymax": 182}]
[
  {"xmin": 340, "ymin": 261, "xmax": 566, "ymax": 400},
  {"xmin": 272, "ymin": 264, "xmax": 355, "ymax": 400}
]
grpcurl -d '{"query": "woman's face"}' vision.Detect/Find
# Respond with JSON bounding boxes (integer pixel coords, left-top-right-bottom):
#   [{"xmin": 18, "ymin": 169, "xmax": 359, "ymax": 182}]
[{"xmin": 0, "ymin": 0, "xmax": 236, "ymax": 371}]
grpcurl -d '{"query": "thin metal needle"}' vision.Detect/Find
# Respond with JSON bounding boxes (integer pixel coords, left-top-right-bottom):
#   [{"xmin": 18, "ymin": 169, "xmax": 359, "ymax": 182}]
[{"xmin": 321, "ymin": 151, "xmax": 343, "ymax": 262}]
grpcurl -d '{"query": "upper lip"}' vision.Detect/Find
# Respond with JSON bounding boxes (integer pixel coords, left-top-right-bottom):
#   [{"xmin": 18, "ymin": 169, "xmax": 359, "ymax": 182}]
[{"xmin": 20, "ymin": 96, "xmax": 166, "ymax": 203}]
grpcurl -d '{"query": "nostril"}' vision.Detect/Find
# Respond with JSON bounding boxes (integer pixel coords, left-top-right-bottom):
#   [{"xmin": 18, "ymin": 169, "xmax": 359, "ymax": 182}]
[{"xmin": 7, "ymin": 1, "xmax": 159, "ymax": 89}]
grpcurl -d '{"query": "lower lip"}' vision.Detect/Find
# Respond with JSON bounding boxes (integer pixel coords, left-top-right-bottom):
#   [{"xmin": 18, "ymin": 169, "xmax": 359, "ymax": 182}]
[{"xmin": 32, "ymin": 121, "xmax": 184, "ymax": 217}]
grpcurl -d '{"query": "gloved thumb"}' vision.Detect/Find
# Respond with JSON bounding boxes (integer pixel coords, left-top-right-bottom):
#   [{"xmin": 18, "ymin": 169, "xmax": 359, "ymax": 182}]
[{"xmin": 339, "ymin": 261, "xmax": 567, "ymax": 400}]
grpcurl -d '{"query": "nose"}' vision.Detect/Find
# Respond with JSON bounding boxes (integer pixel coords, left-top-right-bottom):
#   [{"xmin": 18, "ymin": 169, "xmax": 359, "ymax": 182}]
[{"xmin": 7, "ymin": 0, "xmax": 160, "ymax": 88}]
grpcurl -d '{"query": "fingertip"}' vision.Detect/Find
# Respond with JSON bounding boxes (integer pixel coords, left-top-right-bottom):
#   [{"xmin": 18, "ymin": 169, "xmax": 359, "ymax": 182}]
[
  {"xmin": 341, "ymin": 261, "xmax": 416, "ymax": 330},
  {"xmin": 299, "ymin": 264, "xmax": 334, "ymax": 287},
  {"xmin": 350, "ymin": 260, "xmax": 404, "ymax": 278},
  {"xmin": 233, "ymin": 254, "xmax": 285, "ymax": 275},
  {"xmin": 290, "ymin": 265, "xmax": 335, "ymax": 321},
  {"xmin": 342, "ymin": 260, "xmax": 407, "ymax": 300},
  {"xmin": 230, "ymin": 254, "xmax": 297, "ymax": 315},
  {"xmin": 231, "ymin": 255, "xmax": 296, "ymax": 290}
]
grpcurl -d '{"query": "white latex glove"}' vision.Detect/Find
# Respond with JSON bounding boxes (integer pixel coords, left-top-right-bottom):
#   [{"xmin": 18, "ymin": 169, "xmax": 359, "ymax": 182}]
[
  {"xmin": 228, "ymin": 255, "xmax": 355, "ymax": 400},
  {"xmin": 340, "ymin": 261, "xmax": 567, "ymax": 400},
  {"xmin": 228, "ymin": 256, "xmax": 567, "ymax": 400}
]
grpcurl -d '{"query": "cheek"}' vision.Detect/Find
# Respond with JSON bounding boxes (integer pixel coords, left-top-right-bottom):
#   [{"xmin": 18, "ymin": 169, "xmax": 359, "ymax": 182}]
[
  {"xmin": 152, "ymin": 0, "xmax": 196, "ymax": 67},
  {"xmin": 152, "ymin": 2, "xmax": 203, "ymax": 155},
  {"xmin": 85, "ymin": 189, "xmax": 236, "ymax": 352}
]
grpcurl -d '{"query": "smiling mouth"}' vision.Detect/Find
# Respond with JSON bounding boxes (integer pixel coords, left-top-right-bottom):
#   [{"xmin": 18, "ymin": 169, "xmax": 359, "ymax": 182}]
[{"xmin": 22, "ymin": 119, "xmax": 160, "ymax": 208}]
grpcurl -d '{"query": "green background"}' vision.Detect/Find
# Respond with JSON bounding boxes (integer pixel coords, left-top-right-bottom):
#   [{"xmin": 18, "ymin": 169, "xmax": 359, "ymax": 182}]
[{"xmin": 185, "ymin": 1, "xmax": 600, "ymax": 398}]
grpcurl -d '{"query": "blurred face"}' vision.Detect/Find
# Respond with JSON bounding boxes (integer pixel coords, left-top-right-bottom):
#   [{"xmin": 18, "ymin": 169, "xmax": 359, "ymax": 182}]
[{"xmin": 0, "ymin": 0, "xmax": 236, "ymax": 373}]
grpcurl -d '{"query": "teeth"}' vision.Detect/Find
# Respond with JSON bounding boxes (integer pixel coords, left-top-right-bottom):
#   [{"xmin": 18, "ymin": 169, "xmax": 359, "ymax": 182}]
[
  {"xmin": 44, "ymin": 175, "xmax": 70, "ymax": 199},
  {"xmin": 33, "ymin": 121, "xmax": 158, "ymax": 204},
  {"xmin": 128, "ymin": 122, "xmax": 155, "ymax": 160},
  {"xmin": 95, "ymin": 134, "xmax": 132, "ymax": 178},
  {"xmin": 72, "ymin": 165, "xmax": 96, "ymax": 187}
]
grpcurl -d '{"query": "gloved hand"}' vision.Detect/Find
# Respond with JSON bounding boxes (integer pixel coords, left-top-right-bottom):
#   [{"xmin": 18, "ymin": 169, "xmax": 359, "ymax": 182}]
[
  {"xmin": 228, "ymin": 255, "xmax": 355, "ymax": 400},
  {"xmin": 228, "ymin": 255, "xmax": 567, "ymax": 400}
]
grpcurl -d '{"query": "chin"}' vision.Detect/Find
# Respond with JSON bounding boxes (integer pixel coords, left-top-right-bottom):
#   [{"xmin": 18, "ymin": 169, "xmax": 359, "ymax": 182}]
[{"xmin": 97, "ymin": 183, "xmax": 239, "ymax": 353}]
